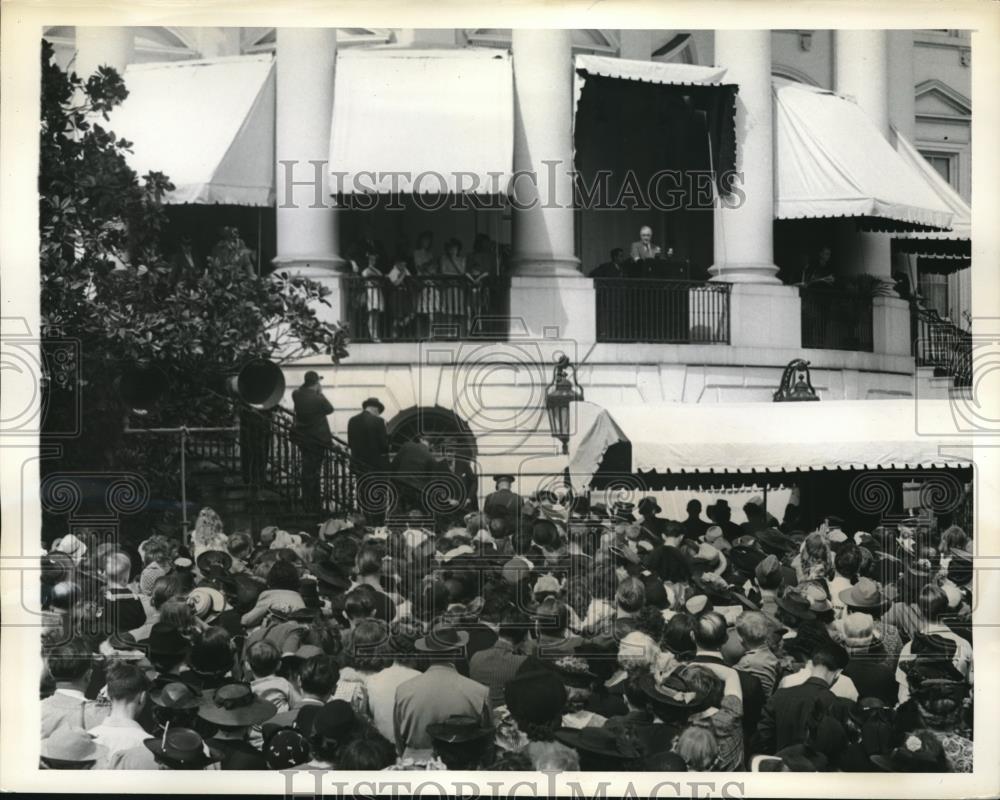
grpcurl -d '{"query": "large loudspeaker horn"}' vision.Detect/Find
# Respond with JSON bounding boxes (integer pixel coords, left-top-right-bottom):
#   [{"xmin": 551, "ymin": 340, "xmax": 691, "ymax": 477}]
[
  {"xmin": 118, "ymin": 364, "xmax": 168, "ymax": 413},
  {"xmin": 228, "ymin": 359, "xmax": 285, "ymax": 409}
]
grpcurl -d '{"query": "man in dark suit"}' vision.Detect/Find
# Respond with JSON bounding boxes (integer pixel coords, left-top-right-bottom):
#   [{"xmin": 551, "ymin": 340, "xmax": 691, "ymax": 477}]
[
  {"xmin": 390, "ymin": 434, "xmax": 444, "ymax": 514},
  {"xmin": 591, "ymin": 248, "xmax": 627, "ymax": 279},
  {"xmin": 752, "ymin": 640, "xmax": 850, "ymax": 755},
  {"xmin": 347, "ymin": 397, "xmax": 390, "ymax": 523},
  {"xmin": 483, "ymin": 475, "xmax": 523, "ymax": 534},
  {"xmin": 292, "ymin": 371, "xmax": 333, "ymax": 512}
]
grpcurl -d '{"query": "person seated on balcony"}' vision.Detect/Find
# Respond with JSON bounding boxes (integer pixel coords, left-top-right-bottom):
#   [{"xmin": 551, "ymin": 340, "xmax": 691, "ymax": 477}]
[
  {"xmin": 412, "ymin": 230, "xmax": 440, "ymax": 338},
  {"xmin": 591, "ymin": 248, "xmax": 627, "ymax": 279},
  {"xmin": 439, "ymin": 238, "xmax": 468, "ymax": 334},
  {"xmin": 629, "ymin": 226, "xmax": 674, "ymax": 277}
]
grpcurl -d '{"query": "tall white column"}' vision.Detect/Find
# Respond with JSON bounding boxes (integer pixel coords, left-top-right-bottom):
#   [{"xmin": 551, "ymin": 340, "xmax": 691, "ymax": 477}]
[
  {"xmin": 709, "ymin": 30, "xmax": 779, "ymax": 284},
  {"xmin": 835, "ymin": 30, "xmax": 908, "ymax": 357},
  {"xmin": 888, "ymin": 30, "xmax": 916, "ymax": 142},
  {"xmin": 834, "ymin": 30, "xmax": 895, "ymax": 283},
  {"xmin": 510, "ymin": 29, "xmax": 579, "ymax": 277},
  {"xmin": 74, "ymin": 26, "xmax": 133, "ymax": 78},
  {"xmin": 273, "ymin": 28, "xmax": 344, "ymax": 323},
  {"xmin": 835, "ymin": 30, "xmax": 890, "ymax": 137}
]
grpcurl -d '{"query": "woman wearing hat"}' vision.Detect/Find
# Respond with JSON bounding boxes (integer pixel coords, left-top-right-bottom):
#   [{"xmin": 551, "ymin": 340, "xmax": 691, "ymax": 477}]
[
  {"xmin": 181, "ymin": 627, "xmax": 235, "ymax": 691},
  {"xmin": 197, "ymin": 682, "xmax": 276, "ymax": 769},
  {"xmin": 897, "ymin": 661, "xmax": 973, "ymax": 772},
  {"xmin": 496, "ymin": 666, "xmax": 568, "ymax": 753},
  {"xmin": 40, "ymin": 729, "xmax": 108, "ymax": 770},
  {"xmin": 144, "ymin": 727, "xmax": 223, "ymax": 771}
]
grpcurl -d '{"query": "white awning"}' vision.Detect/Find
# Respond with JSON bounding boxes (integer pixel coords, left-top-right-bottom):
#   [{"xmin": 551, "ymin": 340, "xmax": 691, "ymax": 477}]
[
  {"xmin": 773, "ymin": 79, "xmax": 953, "ymax": 231},
  {"xmin": 574, "ymin": 54, "xmax": 730, "ymax": 114},
  {"xmin": 106, "ymin": 55, "xmax": 275, "ymax": 206},
  {"xmin": 569, "ymin": 399, "xmax": 972, "ymax": 483},
  {"xmin": 330, "ymin": 48, "xmax": 514, "ymax": 194},
  {"xmin": 893, "ymin": 130, "xmax": 971, "ymax": 254}
]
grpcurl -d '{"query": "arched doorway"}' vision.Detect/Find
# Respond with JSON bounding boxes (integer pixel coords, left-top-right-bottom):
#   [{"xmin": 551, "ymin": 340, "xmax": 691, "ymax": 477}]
[{"xmin": 386, "ymin": 405, "xmax": 480, "ymax": 512}]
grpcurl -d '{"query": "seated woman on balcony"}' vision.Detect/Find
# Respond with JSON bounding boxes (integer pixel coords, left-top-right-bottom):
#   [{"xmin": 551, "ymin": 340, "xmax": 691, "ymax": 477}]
[
  {"xmin": 412, "ymin": 230, "xmax": 439, "ymax": 338},
  {"xmin": 439, "ymin": 238, "xmax": 467, "ymax": 333}
]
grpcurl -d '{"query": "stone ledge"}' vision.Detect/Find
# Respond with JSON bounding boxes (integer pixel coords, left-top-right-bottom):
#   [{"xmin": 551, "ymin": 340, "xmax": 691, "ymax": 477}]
[{"xmin": 289, "ymin": 342, "xmax": 915, "ymax": 375}]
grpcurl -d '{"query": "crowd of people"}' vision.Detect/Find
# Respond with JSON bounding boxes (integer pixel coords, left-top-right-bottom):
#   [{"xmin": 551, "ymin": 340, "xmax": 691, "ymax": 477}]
[{"xmin": 38, "ymin": 488, "xmax": 974, "ymax": 773}]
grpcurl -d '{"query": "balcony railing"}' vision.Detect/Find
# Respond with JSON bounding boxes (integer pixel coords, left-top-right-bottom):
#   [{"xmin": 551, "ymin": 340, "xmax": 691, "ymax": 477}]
[
  {"xmin": 911, "ymin": 304, "xmax": 972, "ymax": 387},
  {"xmin": 593, "ymin": 279, "xmax": 731, "ymax": 344},
  {"xmin": 801, "ymin": 287, "xmax": 874, "ymax": 352},
  {"xmin": 343, "ymin": 275, "xmax": 509, "ymax": 342}
]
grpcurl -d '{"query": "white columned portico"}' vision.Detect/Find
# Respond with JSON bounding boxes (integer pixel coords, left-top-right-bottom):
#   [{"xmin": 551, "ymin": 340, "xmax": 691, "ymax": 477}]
[
  {"xmin": 888, "ymin": 30, "xmax": 917, "ymax": 142},
  {"xmin": 74, "ymin": 26, "xmax": 134, "ymax": 78},
  {"xmin": 710, "ymin": 30, "xmax": 780, "ymax": 285},
  {"xmin": 273, "ymin": 28, "xmax": 345, "ymax": 325},
  {"xmin": 508, "ymin": 29, "xmax": 594, "ymax": 342},
  {"xmin": 711, "ymin": 31, "xmax": 799, "ymax": 352},
  {"xmin": 835, "ymin": 30, "xmax": 909, "ymax": 355}
]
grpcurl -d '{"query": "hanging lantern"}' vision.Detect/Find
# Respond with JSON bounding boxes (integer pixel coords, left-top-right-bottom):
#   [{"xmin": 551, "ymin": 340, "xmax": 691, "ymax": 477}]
[{"xmin": 545, "ymin": 355, "xmax": 584, "ymax": 454}]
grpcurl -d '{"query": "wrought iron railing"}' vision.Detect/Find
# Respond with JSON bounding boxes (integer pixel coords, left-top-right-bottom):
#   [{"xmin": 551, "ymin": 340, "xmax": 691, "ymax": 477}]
[
  {"xmin": 911, "ymin": 304, "xmax": 972, "ymax": 388},
  {"xmin": 343, "ymin": 275, "xmax": 510, "ymax": 342},
  {"xmin": 801, "ymin": 287, "xmax": 874, "ymax": 352},
  {"xmin": 168, "ymin": 400, "xmax": 355, "ymax": 521},
  {"xmin": 593, "ymin": 279, "xmax": 731, "ymax": 344}
]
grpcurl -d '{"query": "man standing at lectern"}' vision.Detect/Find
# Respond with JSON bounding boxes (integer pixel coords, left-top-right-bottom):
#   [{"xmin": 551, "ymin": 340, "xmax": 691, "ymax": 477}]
[{"xmin": 629, "ymin": 225, "xmax": 673, "ymax": 266}]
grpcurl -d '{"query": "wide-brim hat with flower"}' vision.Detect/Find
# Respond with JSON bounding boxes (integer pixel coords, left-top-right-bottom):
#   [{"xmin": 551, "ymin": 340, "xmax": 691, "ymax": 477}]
[
  {"xmin": 197, "ymin": 683, "xmax": 278, "ymax": 727},
  {"xmin": 549, "ymin": 655, "xmax": 597, "ymax": 688},
  {"xmin": 871, "ymin": 734, "xmax": 945, "ymax": 772},
  {"xmin": 637, "ymin": 670, "xmax": 710, "ymax": 712}
]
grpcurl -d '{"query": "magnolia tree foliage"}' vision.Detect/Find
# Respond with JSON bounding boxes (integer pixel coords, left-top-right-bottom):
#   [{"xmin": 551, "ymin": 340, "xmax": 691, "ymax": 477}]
[{"xmin": 39, "ymin": 40, "xmax": 348, "ymax": 476}]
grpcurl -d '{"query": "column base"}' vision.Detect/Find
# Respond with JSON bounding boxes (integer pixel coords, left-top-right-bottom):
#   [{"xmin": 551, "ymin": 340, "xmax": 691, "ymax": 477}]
[
  {"xmin": 709, "ymin": 262, "xmax": 782, "ymax": 284},
  {"xmin": 509, "ymin": 274, "xmax": 595, "ymax": 342},
  {"xmin": 509, "ymin": 254, "xmax": 582, "ymax": 278},
  {"xmin": 873, "ymin": 295, "xmax": 912, "ymax": 357},
  {"xmin": 728, "ymin": 282, "xmax": 802, "ymax": 349}
]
